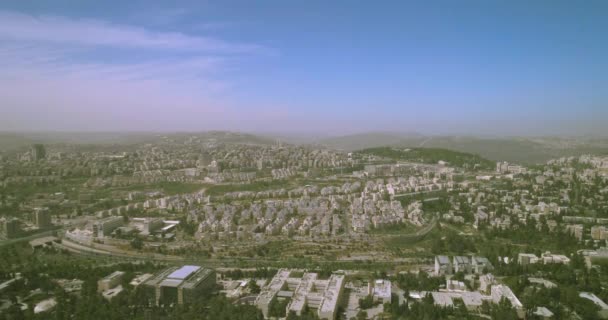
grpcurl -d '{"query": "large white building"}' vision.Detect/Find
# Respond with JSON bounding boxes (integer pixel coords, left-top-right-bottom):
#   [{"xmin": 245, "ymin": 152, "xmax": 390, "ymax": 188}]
[
  {"xmin": 98, "ymin": 271, "xmax": 125, "ymax": 292},
  {"xmin": 255, "ymin": 269, "xmax": 345, "ymax": 319},
  {"xmin": 142, "ymin": 265, "xmax": 216, "ymax": 306},
  {"xmin": 491, "ymin": 285, "xmax": 523, "ymax": 309},
  {"xmin": 93, "ymin": 216, "xmax": 124, "ymax": 238},
  {"xmin": 518, "ymin": 252, "xmax": 570, "ymax": 265}
]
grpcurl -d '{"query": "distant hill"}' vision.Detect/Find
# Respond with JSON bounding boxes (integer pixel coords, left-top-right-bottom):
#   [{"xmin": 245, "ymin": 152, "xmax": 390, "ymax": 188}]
[
  {"xmin": 0, "ymin": 132, "xmax": 159, "ymax": 149},
  {"xmin": 357, "ymin": 146, "xmax": 494, "ymax": 170},
  {"xmin": 186, "ymin": 131, "xmax": 275, "ymax": 145},
  {"xmin": 0, "ymin": 133, "xmax": 39, "ymax": 152},
  {"xmin": 313, "ymin": 132, "xmax": 608, "ymax": 164},
  {"xmin": 3, "ymin": 131, "xmax": 607, "ymax": 164},
  {"xmin": 315, "ymin": 132, "xmax": 424, "ymax": 151},
  {"xmin": 404, "ymin": 136, "xmax": 608, "ymax": 164},
  {"xmin": 0, "ymin": 131, "xmax": 275, "ymax": 153}
]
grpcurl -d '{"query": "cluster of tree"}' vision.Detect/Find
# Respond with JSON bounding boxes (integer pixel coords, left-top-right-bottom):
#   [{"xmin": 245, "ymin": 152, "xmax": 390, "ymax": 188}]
[
  {"xmin": 484, "ymin": 219, "xmax": 581, "ymax": 255},
  {"xmin": 519, "ymin": 285, "xmax": 601, "ymax": 320},
  {"xmin": 492, "ymin": 249, "xmax": 608, "ymax": 319},
  {"xmin": 221, "ymin": 268, "xmax": 278, "ymax": 281},
  {"xmin": 358, "ymin": 295, "xmax": 376, "ymax": 309},
  {"xmin": 2, "ymin": 275, "xmax": 264, "ymax": 320},
  {"xmin": 357, "ymin": 147, "xmax": 494, "ymax": 170},
  {"xmin": 422, "ymin": 197, "xmax": 452, "ymax": 215},
  {"xmin": 247, "ymin": 280, "xmax": 261, "ymax": 294},
  {"xmin": 393, "ymin": 271, "xmax": 444, "ymax": 292},
  {"xmin": 430, "ymin": 230, "xmax": 477, "ymax": 255},
  {"xmin": 380, "ymin": 292, "xmax": 521, "ymax": 320},
  {"xmin": 178, "ymin": 217, "xmax": 198, "ymax": 237},
  {"xmin": 383, "ymin": 293, "xmax": 465, "ymax": 320},
  {"xmin": 267, "ymin": 297, "xmax": 290, "ymax": 318}
]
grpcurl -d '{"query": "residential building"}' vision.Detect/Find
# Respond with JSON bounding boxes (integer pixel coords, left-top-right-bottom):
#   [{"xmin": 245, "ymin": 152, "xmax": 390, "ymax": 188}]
[
  {"xmin": 0, "ymin": 218, "xmax": 20, "ymax": 239},
  {"xmin": 435, "ymin": 256, "xmax": 452, "ymax": 276},
  {"xmin": 453, "ymin": 256, "xmax": 471, "ymax": 274},
  {"xmin": 518, "ymin": 253, "xmax": 540, "ymax": 265},
  {"xmin": 541, "ymin": 252, "xmax": 570, "ymax": 265},
  {"xmin": 98, "ymin": 271, "xmax": 125, "ymax": 292},
  {"xmin": 93, "ymin": 216, "xmax": 124, "ymax": 238},
  {"xmin": 31, "ymin": 144, "xmax": 46, "ymax": 161},
  {"xmin": 446, "ymin": 279, "xmax": 466, "ymax": 291},
  {"xmin": 591, "ymin": 226, "xmax": 608, "ymax": 241},
  {"xmin": 471, "ymin": 256, "xmax": 493, "ymax": 274},
  {"xmin": 566, "ymin": 224, "xmax": 584, "ymax": 241},
  {"xmin": 34, "ymin": 208, "xmax": 52, "ymax": 229}
]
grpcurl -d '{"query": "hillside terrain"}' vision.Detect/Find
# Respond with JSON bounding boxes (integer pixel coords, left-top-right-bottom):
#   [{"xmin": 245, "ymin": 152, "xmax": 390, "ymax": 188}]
[
  {"xmin": 0, "ymin": 131, "xmax": 275, "ymax": 153},
  {"xmin": 357, "ymin": 146, "xmax": 494, "ymax": 170},
  {"xmin": 317, "ymin": 133, "xmax": 608, "ymax": 164}
]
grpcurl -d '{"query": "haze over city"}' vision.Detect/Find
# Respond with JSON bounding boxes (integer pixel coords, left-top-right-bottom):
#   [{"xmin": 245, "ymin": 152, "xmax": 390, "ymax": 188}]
[
  {"xmin": 4, "ymin": 2, "xmax": 608, "ymax": 320},
  {"xmin": 1, "ymin": 1, "xmax": 607, "ymax": 135}
]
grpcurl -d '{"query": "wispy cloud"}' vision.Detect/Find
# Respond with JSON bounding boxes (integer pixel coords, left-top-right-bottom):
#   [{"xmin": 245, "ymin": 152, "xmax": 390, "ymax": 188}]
[
  {"xmin": 0, "ymin": 10, "xmax": 267, "ymax": 54},
  {"xmin": 0, "ymin": 9, "xmax": 272, "ymax": 131}
]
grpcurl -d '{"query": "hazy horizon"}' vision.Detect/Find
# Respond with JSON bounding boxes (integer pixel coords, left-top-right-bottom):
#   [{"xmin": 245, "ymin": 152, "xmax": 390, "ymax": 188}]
[
  {"xmin": 1, "ymin": 1, "xmax": 607, "ymax": 135},
  {"xmin": 2, "ymin": 129, "xmax": 608, "ymax": 140}
]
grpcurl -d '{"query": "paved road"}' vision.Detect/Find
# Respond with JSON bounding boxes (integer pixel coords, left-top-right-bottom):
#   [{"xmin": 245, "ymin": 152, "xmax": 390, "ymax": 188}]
[
  {"xmin": 0, "ymin": 229, "xmax": 58, "ymax": 247},
  {"xmin": 379, "ymin": 216, "xmax": 438, "ymax": 240},
  {"xmin": 52, "ymin": 215, "xmax": 439, "ymax": 267},
  {"xmin": 54, "ymin": 235, "xmax": 433, "ymax": 267}
]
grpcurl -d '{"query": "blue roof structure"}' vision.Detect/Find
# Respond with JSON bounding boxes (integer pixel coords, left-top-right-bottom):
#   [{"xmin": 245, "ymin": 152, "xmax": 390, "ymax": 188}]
[{"xmin": 168, "ymin": 265, "xmax": 200, "ymax": 280}]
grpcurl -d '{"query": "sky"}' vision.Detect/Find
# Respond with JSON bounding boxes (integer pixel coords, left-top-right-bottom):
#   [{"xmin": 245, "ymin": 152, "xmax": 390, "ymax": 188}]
[{"xmin": 0, "ymin": 0, "xmax": 607, "ymax": 136}]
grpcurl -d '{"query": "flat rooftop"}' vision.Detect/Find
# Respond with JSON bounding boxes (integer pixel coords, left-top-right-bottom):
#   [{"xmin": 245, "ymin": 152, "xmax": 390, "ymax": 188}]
[
  {"xmin": 436, "ymin": 255, "xmax": 450, "ymax": 264},
  {"xmin": 130, "ymin": 274, "xmax": 153, "ymax": 287},
  {"xmin": 168, "ymin": 265, "xmax": 201, "ymax": 280},
  {"xmin": 432, "ymin": 292, "xmax": 454, "ymax": 307},
  {"xmin": 454, "ymin": 256, "xmax": 470, "ymax": 264},
  {"xmin": 181, "ymin": 268, "xmax": 214, "ymax": 290},
  {"xmin": 373, "ymin": 279, "xmax": 391, "ymax": 298},
  {"xmin": 103, "ymin": 271, "xmax": 125, "ymax": 281},
  {"xmin": 319, "ymin": 274, "xmax": 345, "ymax": 314}
]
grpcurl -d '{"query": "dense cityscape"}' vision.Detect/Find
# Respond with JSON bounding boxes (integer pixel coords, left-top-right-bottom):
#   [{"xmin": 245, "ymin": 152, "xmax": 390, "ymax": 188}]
[
  {"xmin": 2, "ymin": 0, "xmax": 607, "ymax": 319},
  {"xmin": 1, "ymin": 133, "xmax": 608, "ymax": 319}
]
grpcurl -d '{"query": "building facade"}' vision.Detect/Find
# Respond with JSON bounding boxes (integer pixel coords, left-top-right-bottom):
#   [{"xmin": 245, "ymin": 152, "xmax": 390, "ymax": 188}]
[{"xmin": 143, "ymin": 265, "xmax": 216, "ymax": 306}]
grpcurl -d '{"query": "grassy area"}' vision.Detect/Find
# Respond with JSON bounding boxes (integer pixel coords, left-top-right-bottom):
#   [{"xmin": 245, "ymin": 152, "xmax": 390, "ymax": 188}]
[
  {"xmin": 369, "ymin": 222, "xmax": 420, "ymax": 235},
  {"xmin": 383, "ymin": 226, "xmax": 437, "ymax": 248},
  {"xmin": 114, "ymin": 182, "xmax": 205, "ymax": 195},
  {"xmin": 156, "ymin": 182, "xmax": 205, "ymax": 195},
  {"xmin": 0, "ymin": 177, "xmax": 88, "ymax": 197},
  {"xmin": 206, "ymin": 180, "xmax": 292, "ymax": 196}
]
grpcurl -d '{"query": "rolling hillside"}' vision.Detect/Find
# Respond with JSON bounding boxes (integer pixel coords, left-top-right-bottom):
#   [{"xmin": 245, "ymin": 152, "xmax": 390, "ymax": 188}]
[
  {"xmin": 315, "ymin": 132, "xmax": 424, "ymax": 151},
  {"xmin": 357, "ymin": 146, "xmax": 495, "ymax": 170},
  {"xmin": 316, "ymin": 133, "xmax": 608, "ymax": 164}
]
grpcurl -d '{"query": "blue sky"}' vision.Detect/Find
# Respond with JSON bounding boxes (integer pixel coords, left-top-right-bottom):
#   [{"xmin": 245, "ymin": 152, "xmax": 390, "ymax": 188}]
[{"xmin": 0, "ymin": 1, "xmax": 607, "ymax": 135}]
